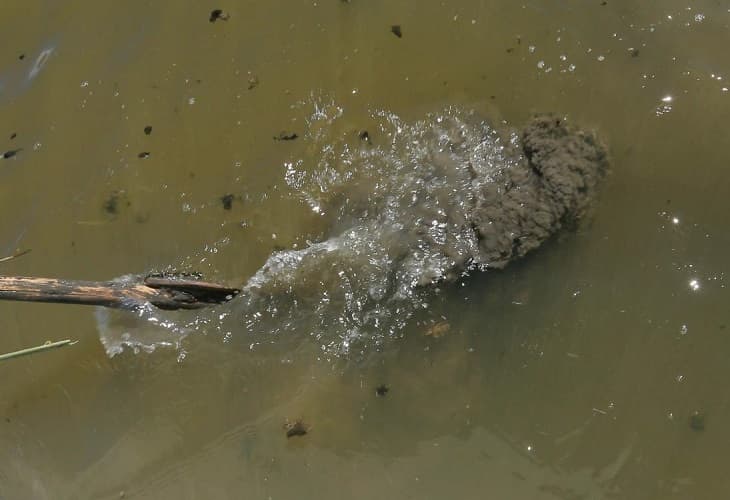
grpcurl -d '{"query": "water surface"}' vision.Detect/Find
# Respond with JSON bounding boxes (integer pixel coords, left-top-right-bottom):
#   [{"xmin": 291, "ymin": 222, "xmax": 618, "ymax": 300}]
[{"xmin": 1, "ymin": 1, "xmax": 729, "ymax": 498}]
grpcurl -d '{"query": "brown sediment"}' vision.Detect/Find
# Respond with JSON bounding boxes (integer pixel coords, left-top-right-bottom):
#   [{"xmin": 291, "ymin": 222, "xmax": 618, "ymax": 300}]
[{"xmin": 469, "ymin": 115, "xmax": 608, "ymax": 271}]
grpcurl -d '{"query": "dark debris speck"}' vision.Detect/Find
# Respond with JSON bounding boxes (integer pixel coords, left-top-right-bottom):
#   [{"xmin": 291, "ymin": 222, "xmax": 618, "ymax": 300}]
[
  {"xmin": 375, "ymin": 384, "xmax": 390, "ymax": 397},
  {"xmin": 138, "ymin": 152, "xmax": 151, "ymax": 159},
  {"xmin": 391, "ymin": 25, "xmax": 402, "ymax": 38},
  {"xmin": 144, "ymin": 125, "xmax": 153, "ymax": 135},
  {"xmin": 10, "ymin": 133, "xmax": 17, "ymax": 140},
  {"xmin": 2, "ymin": 149, "xmax": 21, "ymax": 159},
  {"xmin": 359, "ymin": 130, "xmax": 371, "ymax": 144},
  {"xmin": 18, "ymin": 54, "xmax": 25, "ymax": 60},
  {"xmin": 274, "ymin": 132, "xmax": 298, "ymax": 141},
  {"xmin": 103, "ymin": 191, "xmax": 127, "ymax": 215},
  {"xmin": 629, "ymin": 48, "xmax": 640, "ymax": 58},
  {"xmin": 221, "ymin": 194, "xmax": 234, "ymax": 210},
  {"xmin": 209, "ymin": 9, "xmax": 230, "ymax": 22},
  {"xmin": 285, "ymin": 420, "xmax": 309, "ymax": 438}
]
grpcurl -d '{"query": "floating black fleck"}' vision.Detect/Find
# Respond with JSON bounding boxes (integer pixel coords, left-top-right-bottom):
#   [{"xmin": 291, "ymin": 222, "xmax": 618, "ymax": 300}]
[
  {"xmin": 221, "ymin": 194, "xmax": 234, "ymax": 210},
  {"xmin": 2, "ymin": 149, "xmax": 21, "ymax": 159},
  {"xmin": 209, "ymin": 9, "xmax": 230, "ymax": 22},
  {"xmin": 391, "ymin": 25, "xmax": 402, "ymax": 38},
  {"xmin": 274, "ymin": 132, "xmax": 298, "ymax": 141}
]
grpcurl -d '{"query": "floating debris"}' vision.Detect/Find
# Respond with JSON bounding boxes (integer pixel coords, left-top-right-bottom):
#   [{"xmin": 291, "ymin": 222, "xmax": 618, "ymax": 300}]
[
  {"xmin": 209, "ymin": 9, "xmax": 230, "ymax": 22},
  {"xmin": 2, "ymin": 149, "xmax": 21, "ymax": 159},
  {"xmin": 0, "ymin": 339, "xmax": 77, "ymax": 362},
  {"xmin": 359, "ymin": 130, "xmax": 371, "ymax": 144},
  {"xmin": 247, "ymin": 75, "xmax": 259, "ymax": 90},
  {"xmin": 144, "ymin": 125, "xmax": 153, "ymax": 135},
  {"xmin": 274, "ymin": 132, "xmax": 298, "ymax": 141},
  {"xmin": 375, "ymin": 384, "xmax": 390, "ymax": 397},
  {"xmin": 221, "ymin": 194, "xmax": 234, "ymax": 210},
  {"xmin": 138, "ymin": 152, "xmax": 151, "ymax": 159},
  {"xmin": 284, "ymin": 419, "xmax": 309, "ymax": 438},
  {"xmin": 0, "ymin": 249, "xmax": 31, "ymax": 263},
  {"xmin": 391, "ymin": 25, "xmax": 403, "ymax": 38}
]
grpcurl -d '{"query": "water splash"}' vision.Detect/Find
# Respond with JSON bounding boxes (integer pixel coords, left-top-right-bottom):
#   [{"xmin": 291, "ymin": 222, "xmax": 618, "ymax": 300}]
[{"xmin": 98, "ymin": 98, "xmax": 606, "ymax": 358}]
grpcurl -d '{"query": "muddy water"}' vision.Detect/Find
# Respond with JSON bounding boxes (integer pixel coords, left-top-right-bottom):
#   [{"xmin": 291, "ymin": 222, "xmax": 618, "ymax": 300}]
[{"xmin": 0, "ymin": 1, "xmax": 729, "ymax": 498}]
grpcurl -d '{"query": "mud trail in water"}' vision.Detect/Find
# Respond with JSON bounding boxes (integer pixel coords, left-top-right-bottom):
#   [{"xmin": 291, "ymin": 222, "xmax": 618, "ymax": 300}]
[{"xmin": 98, "ymin": 102, "xmax": 607, "ymax": 357}]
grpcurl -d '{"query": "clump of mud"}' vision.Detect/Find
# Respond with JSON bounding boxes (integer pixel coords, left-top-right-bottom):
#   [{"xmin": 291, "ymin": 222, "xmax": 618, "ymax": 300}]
[
  {"xmin": 470, "ymin": 114, "xmax": 608, "ymax": 270},
  {"xmin": 99, "ymin": 102, "xmax": 607, "ymax": 358}
]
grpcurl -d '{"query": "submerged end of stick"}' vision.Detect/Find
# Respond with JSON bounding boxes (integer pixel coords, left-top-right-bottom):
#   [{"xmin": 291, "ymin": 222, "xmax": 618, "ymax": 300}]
[{"xmin": 142, "ymin": 275, "xmax": 241, "ymax": 310}]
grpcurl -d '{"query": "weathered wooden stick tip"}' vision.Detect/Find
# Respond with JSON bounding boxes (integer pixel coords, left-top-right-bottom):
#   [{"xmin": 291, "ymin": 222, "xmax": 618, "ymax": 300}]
[
  {"xmin": 0, "ymin": 274, "xmax": 241, "ymax": 311},
  {"xmin": 143, "ymin": 275, "xmax": 241, "ymax": 310}
]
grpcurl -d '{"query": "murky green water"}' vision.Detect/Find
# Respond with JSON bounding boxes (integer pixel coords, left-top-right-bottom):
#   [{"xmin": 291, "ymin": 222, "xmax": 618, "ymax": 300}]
[{"xmin": 1, "ymin": 1, "xmax": 729, "ymax": 498}]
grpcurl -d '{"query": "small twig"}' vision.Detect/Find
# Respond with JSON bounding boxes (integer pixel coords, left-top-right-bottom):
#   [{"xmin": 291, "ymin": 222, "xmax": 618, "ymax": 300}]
[
  {"xmin": 0, "ymin": 339, "xmax": 77, "ymax": 362},
  {"xmin": 0, "ymin": 274, "xmax": 240, "ymax": 310},
  {"xmin": 0, "ymin": 249, "xmax": 31, "ymax": 263}
]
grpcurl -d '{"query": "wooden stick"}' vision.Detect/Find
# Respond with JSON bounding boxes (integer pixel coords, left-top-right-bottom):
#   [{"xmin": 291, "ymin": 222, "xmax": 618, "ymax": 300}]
[{"xmin": 0, "ymin": 275, "xmax": 240, "ymax": 311}]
